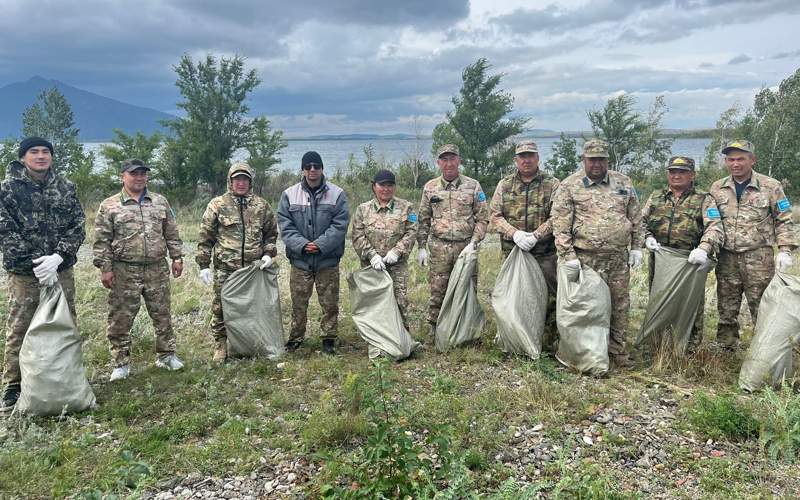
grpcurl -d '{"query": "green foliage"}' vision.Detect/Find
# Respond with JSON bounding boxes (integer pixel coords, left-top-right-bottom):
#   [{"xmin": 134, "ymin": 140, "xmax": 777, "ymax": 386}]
[
  {"xmin": 99, "ymin": 129, "xmax": 163, "ymax": 169},
  {"xmin": 114, "ymin": 450, "xmax": 151, "ymax": 490},
  {"xmin": 432, "ymin": 58, "xmax": 528, "ymax": 187},
  {"xmin": 755, "ymin": 385, "xmax": 800, "ymax": 463},
  {"xmin": 0, "ymin": 139, "xmax": 17, "ymax": 177},
  {"xmin": 246, "ymin": 117, "xmax": 288, "ymax": 196},
  {"xmin": 544, "ymin": 133, "xmax": 581, "ymax": 180},
  {"xmin": 302, "ymin": 390, "xmax": 368, "ymax": 449},
  {"xmin": 688, "ymin": 392, "xmax": 759, "ymax": 441}
]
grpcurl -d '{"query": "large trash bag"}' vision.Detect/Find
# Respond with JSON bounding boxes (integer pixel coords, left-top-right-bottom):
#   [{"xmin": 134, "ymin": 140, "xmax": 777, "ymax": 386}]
[
  {"xmin": 221, "ymin": 262, "xmax": 285, "ymax": 359},
  {"xmin": 491, "ymin": 247, "xmax": 548, "ymax": 359},
  {"xmin": 739, "ymin": 272, "xmax": 800, "ymax": 392},
  {"xmin": 348, "ymin": 267, "xmax": 419, "ymax": 360},
  {"xmin": 636, "ymin": 247, "xmax": 712, "ymax": 356},
  {"xmin": 555, "ymin": 264, "xmax": 611, "ymax": 376},
  {"xmin": 435, "ymin": 248, "xmax": 485, "ymax": 353},
  {"xmin": 15, "ymin": 283, "xmax": 96, "ymax": 416}
]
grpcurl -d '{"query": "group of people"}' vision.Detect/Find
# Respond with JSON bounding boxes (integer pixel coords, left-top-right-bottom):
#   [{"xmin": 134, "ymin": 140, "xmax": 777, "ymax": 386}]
[{"xmin": 0, "ymin": 133, "xmax": 795, "ymax": 411}]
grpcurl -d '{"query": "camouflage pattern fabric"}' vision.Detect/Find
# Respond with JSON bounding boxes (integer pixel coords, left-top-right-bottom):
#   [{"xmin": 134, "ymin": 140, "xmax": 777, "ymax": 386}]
[
  {"xmin": 0, "ymin": 160, "xmax": 85, "ymax": 275},
  {"xmin": 387, "ymin": 262, "xmax": 410, "ymax": 331},
  {"xmin": 351, "ymin": 197, "xmax": 417, "ymax": 262},
  {"xmin": 641, "ymin": 187, "xmax": 723, "ymax": 254},
  {"xmin": 490, "ymin": 171, "xmax": 560, "ymax": 255},
  {"xmin": 93, "ymin": 190, "xmax": 183, "ymax": 271},
  {"xmin": 427, "ymin": 236, "xmax": 475, "ymax": 324},
  {"xmin": 2, "ymin": 269, "xmax": 76, "ymax": 387},
  {"xmin": 551, "ymin": 170, "xmax": 645, "ymax": 261},
  {"xmin": 576, "ymin": 250, "xmax": 630, "ymax": 356},
  {"xmin": 106, "ymin": 261, "xmax": 176, "ymax": 366},
  {"xmin": 288, "ymin": 265, "xmax": 340, "ymax": 342},
  {"xmin": 211, "ymin": 267, "xmax": 236, "ymax": 342},
  {"xmin": 417, "ymin": 174, "xmax": 489, "ymax": 247}
]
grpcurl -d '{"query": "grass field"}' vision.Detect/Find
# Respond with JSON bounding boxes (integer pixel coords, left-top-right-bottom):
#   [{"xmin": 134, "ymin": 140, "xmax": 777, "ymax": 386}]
[{"xmin": 0, "ymin": 208, "xmax": 799, "ymax": 498}]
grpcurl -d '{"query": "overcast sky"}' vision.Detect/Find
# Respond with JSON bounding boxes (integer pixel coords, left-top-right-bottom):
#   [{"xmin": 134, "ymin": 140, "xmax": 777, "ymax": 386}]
[{"xmin": 1, "ymin": 0, "xmax": 798, "ymax": 137}]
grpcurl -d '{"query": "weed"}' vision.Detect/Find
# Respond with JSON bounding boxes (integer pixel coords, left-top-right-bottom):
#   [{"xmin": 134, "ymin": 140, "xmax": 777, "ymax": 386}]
[
  {"xmin": 754, "ymin": 385, "xmax": 800, "ymax": 463},
  {"xmin": 687, "ymin": 392, "xmax": 759, "ymax": 441}
]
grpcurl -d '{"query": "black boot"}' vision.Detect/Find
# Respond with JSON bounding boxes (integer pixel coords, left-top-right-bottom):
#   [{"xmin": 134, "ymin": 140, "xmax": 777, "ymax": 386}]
[
  {"xmin": 1, "ymin": 384, "xmax": 20, "ymax": 410},
  {"xmin": 322, "ymin": 338, "xmax": 336, "ymax": 355}
]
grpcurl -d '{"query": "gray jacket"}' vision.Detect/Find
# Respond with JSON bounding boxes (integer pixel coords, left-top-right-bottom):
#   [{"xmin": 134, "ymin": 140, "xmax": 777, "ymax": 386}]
[{"xmin": 277, "ymin": 177, "xmax": 350, "ymax": 272}]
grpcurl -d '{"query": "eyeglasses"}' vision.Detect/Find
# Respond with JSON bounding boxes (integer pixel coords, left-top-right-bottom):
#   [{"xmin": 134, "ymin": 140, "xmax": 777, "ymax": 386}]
[{"xmin": 303, "ymin": 163, "xmax": 323, "ymax": 171}]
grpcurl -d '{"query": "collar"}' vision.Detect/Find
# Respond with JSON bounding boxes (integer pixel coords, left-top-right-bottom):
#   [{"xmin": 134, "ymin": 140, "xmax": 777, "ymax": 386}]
[
  {"xmin": 582, "ymin": 172, "xmax": 609, "ymax": 188},
  {"xmin": 723, "ymin": 171, "xmax": 761, "ymax": 191},
  {"xmin": 120, "ymin": 187, "xmax": 150, "ymax": 204},
  {"xmin": 302, "ymin": 175, "xmax": 327, "ymax": 193},
  {"xmin": 371, "ymin": 197, "xmax": 395, "ymax": 211},
  {"xmin": 516, "ymin": 170, "xmax": 543, "ymax": 185},
  {"xmin": 439, "ymin": 175, "xmax": 462, "ymax": 190}
]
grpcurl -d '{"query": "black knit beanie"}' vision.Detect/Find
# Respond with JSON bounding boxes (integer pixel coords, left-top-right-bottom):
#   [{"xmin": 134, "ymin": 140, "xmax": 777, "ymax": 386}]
[
  {"xmin": 301, "ymin": 151, "xmax": 323, "ymax": 169},
  {"xmin": 18, "ymin": 136, "xmax": 54, "ymax": 158}
]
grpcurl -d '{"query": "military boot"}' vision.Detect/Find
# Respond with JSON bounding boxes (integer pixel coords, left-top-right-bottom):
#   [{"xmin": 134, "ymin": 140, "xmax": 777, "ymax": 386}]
[
  {"xmin": 322, "ymin": 338, "xmax": 336, "ymax": 355},
  {"xmin": 1, "ymin": 384, "xmax": 20, "ymax": 412},
  {"xmin": 212, "ymin": 340, "xmax": 227, "ymax": 365},
  {"xmin": 611, "ymin": 352, "xmax": 634, "ymax": 370}
]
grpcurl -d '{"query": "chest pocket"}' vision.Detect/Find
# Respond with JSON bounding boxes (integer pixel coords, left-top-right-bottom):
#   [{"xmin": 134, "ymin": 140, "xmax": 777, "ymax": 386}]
[
  {"xmin": 430, "ymin": 192, "xmax": 447, "ymax": 218},
  {"xmin": 115, "ymin": 209, "xmax": 142, "ymax": 238},
  {"xmin": 453, "ymin": 192, "xmax": 475, "ymax": 217},
  {"xmin": 219, "ymin": 213, "xmax": 241, "ymax": 230},
  {"xmin": 743, "ymin": 193, "xmax": 771, "ymax": 222}
]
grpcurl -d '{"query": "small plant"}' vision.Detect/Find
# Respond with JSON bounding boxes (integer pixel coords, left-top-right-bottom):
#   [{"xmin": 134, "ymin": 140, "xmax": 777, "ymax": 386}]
[
  {"xmin": 754, "ymin": 385, "xmax": 800, "ymax": 463},
  {"xmin": 115, "ymin": 450, "xmax": 151, "ymax": 490},
  {"xmin": 688, "ymin": 392, "xmax": 759, "ymax": 441}
]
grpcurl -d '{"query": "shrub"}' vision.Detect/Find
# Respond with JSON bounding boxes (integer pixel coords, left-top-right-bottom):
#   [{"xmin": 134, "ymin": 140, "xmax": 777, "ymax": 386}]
[{"xmin": 688, "ymin": 392, "xmax": 759, "ymax": 441}]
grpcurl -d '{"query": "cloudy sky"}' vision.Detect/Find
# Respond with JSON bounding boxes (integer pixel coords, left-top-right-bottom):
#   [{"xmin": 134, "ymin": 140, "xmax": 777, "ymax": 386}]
[{"xmin": 1, "ymin": 0, "xmax": 798, "ymax": 137}]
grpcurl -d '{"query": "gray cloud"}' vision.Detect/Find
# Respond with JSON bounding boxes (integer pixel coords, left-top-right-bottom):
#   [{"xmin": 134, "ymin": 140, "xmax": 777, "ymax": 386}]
[
  {"xmin": 728, "ymin": 54, "xmax": 752, "ymax": 65},
  {"xmin": 772, "ymin": 49, "xmax": 800, "ymax": 59}
]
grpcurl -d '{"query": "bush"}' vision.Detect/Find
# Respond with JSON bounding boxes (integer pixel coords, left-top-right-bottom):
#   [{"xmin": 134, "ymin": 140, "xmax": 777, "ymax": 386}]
[
  {"xmin": 755, "ymin": 385, "xmax": 800, "ymax": 463},
  {"xmin": 688, "ymin": 392, "xmax": 759, "ymax": 441}
]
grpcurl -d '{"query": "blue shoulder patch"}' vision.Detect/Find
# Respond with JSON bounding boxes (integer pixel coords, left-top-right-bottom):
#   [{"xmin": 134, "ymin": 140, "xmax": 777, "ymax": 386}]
[
  {"xmin": 777, "ymin": 198, "xmax": 791, "ymax": 212},
  {"xmin": 408, "ymin": 213, "xmax": 418, "ymax": 223},
  {"xmin": 706, "ymin": 207, "xmax": 721, "ymax": 220},
  {"xmin": 477, "ymin": 191, "xmax": 486, "ymax": 202}
]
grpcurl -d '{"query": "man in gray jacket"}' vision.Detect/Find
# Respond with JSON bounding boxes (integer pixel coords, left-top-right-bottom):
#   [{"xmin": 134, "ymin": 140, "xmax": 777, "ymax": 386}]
[{"xmin": 277, "ymin": 151, "xmax": 349, "ymax": 354}]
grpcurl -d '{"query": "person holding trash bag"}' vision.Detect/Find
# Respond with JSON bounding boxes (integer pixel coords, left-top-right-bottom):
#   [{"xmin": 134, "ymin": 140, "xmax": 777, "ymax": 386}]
[
  {"xmin": 196, "ymin": 163, "xmax": 279, "ymax": 364},
  {"xmin": 351, "ymin": 169, "xmax": 418, "ymax": 331},
  {"xmin": 550, "ymin": 138, "xmax": 645, "ymax": 369},
  {"xmin": 490, "ymin": 139, "xmax": 560, "ymax": 351},
  {"xmin": 0, "ymin": 137, "xmax": 85, "ymax": 411},
  {"xmin": 94, "ymin": 159, "xmax": 185, "ymax": 381},
  {"xmin": 640, "ymin": 156, "xmax": 724, "ymax": 352},
  {"xmin": 417, "ymin": 144, "xmax": 489, "ymax": 338},
  {"xmin": 709, "ymin": 140, "xmax": 798, "ymax": 351}
]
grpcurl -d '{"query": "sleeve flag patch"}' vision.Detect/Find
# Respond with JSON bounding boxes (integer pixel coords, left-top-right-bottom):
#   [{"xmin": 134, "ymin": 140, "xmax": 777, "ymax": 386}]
[
  {"xmin": 777, "ymin": 198, "xmax": 791, "ymax": 212},
  {"xmin": 706, "ymin": 207, "xmax": 721, "ymax": 219}
]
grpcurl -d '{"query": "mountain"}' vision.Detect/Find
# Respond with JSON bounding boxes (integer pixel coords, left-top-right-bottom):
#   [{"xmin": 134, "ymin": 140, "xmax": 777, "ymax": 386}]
[{"xmin": 0, "ymin": 76, "xmax": 175, "ymax": 141}]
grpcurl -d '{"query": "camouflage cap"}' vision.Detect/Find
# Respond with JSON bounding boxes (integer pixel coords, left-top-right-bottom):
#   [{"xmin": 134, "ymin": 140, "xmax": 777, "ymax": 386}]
[
  {"xmin": 515, "ymin": 140, "xmax": 539, "ymax": 154},
  {"xmin": 721, "ymin": 139, "xmax": 755, "ymax": 155},
  {"xmin": 121, "ymin": 158, "xmax": 150, "ymax": 173},
  {"xmin": 666, "ymin": 156, "xmax": 695, "ymax": 171},
  {"xmin": 582, "ymin": 138, "xmax": 609, "ymax": 158},
  {"xmin": 228, "ymin": 162, "xmax": 254, "ymax": 179},
  {"xmin": 437, "ymin": 143, "xmax": 460, "ymax": 158}
]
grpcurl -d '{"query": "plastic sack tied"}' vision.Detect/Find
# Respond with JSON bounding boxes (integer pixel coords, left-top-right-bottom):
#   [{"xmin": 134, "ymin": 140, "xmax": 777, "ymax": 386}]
[
  {"xmin": 436, "ymin": 249, "xmax": 485, "ymax": 353},
  {"xmin": 16, "ymin": 283, "xmax": 96, "ymax": 416},
  {"xmin": 636, "ymin": 247, "xmax": 712, "ymax": 356},
  {"xmin": 348, "ymin": 267, "xmax": 418, "ymax": 360},
  {"xmin": 491, "ymin": 247, "xmax": 548, "ymax": 359},
  {"xmin": 555, "ymin": 264, "xmax": 611, "ymax": 376},
  {"xmin": 221, "ymin": 263, "xmax": 285, "ymax": 359},
  {"xmin": 739, "ymin": 272, "xmax": 800, "ymax": 392}
]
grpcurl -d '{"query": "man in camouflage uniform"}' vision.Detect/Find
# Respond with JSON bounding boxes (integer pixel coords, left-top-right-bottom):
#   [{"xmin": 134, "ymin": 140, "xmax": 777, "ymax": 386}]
[
  {"xmin": 709, "ymin": 140, "xmax": 797, "ymax": 349},
  {"xmin": 417, "ymin": 144, "xmax": 489, "ymax": 336},
  {"xmin": 196, "ymin": 163, "xmax": 279, "ymax": 363},
  {"xmin": 0, "ymin": 137, "xmax": 85, "ymax": 410},
  {"xmin": 277, "ymin": 151, "xmax": 349, "ymax": 354},
  {"xmin": 641, "ymin": 156, "xmax": 724, "ymax": 350},
  {"xmin": 551, "ymin": 139, "xmax": 645, "ymax": 368},
  {"xmin": 490, "ymin": 140, "xmax": 560, "ymax": 350},
  {"xmin": 352, "ymin": 169, "xmax": 418, "ymax": 330},
  {"xmin": 93, "ymin": 159, "xmax": 184, "ymax": 381}
]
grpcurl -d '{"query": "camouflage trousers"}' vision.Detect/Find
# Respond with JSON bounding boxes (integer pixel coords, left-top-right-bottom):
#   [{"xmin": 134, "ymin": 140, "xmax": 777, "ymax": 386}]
[
  {"xmin": 716, "ymin": 247, "xmax": 774, "ymax": 347},
  {"xmin": 427, "ymin": 237, "xmax": 476, "ymax": 325},
  {"xmin": 502, "ymin": 250, "xmax": 558, "ymax": 351},
  {"xmin": 648, "ymin": 253, "xmax": 705, "ymax": 349},
  {"xmin": 289, "ymin": 265, "xmax": 340, "ymax": 342},
  {"xmin": 106, "ymin": 260, "xmax": 176, "ymax": 367},
  {"xmin": 361, "ymin": 260, "xmax": 410, "ymax": 331},
  {"xmin": 2, "ymin": 269, "xmax": 76, "ymax": 388},
  {"xmin": 576, "ymin": 249, "xmax": 630, "ymax": 356}
]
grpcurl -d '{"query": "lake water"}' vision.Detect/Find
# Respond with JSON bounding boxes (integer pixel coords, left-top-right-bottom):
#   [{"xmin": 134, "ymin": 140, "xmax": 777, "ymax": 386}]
[{"xmin": 84, "ymin": 137, "xmax": 712, "ymax": 173}]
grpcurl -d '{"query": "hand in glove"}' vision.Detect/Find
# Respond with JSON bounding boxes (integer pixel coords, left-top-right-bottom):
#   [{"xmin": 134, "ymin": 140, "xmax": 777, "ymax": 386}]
[
  {"xmin": 512, "ymin": 231, "xmax": 537, "ymax": 251},
  {"xmin": 777, "ymin": 251, "xmax": 794, "ymax": 272},
  {"xmin": 563, "ymin": 259, "xmax": 581, "ymax": 270},
  {"xmin": 459, "ymin": 241, "xmax": 476, "ymax": 257},
  {"xmin": 199, "ymin": 268, "xmax": 213, "ymax": 286},
  {"xmin": 628, "ymin": 249, "xmax": 643, "ymax": 269},
  {"xmin": 417, "ymin": 248, "xmax": 427, "ymax": 267},
  {"xmin": 32, "ymin": 253, "xmax": 63, "ymax": 286},
  {"xmin": 370, "ymin": 254, "xmax": 386, "ymax": 271},
  {"xmin": 383, "ymin": 249, "xmax": 400, "ymax": 265},
  {"xmin": 645, "ymin": 236, "xmax": 661, "ymax": 252},
  {"xmin": 260, "ymin": 255, "xmax": 273, "ymax": 270},
  {"xmin": 687, "ymin": 248, "xmax": 709, "ymax": 270}
]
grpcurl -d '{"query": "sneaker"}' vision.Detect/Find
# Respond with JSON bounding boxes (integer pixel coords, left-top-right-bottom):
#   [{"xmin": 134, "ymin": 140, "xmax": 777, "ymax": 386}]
[
  {"xmin": 109, "ymin": 364, "xmax": 130, "ymax": 382},
  {"xmin": 285, "ymin": 340, "xmax": 303, "ymax": 352},
  {"xmin": 155, "ymin": 354, "xmax": 184, "ymax": 371},
  {"xmin": 212, "ymin": 341, "xmax": 227, "ymax": 365},
  {"xmin": 322, "ymin": 338, "xmax": 336, "ymax": 355},
  {"xmin": 1, "ymin": 384, "xmax": 20, "ymax": 410}
]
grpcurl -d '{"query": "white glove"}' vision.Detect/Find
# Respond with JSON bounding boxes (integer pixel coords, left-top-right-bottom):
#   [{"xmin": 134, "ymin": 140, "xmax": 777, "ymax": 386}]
[
  {"xmin": 383, "ymin": 249, "xmax": 400, "ymax": 265},
  {"xmin": 417, "ymin": 248, "xmax": 427, "ymax": 267},
  {"xmin": 370, "ymin": 254, "xmax": 386, "ymax": 271},
  {"xmin": 563, "ymin": 259, "xmax": 581, "ymax": 270},
  {"xmin": 777, "ymin": 251, "xmax": 794, "ymax": 272},
  {"xmin": 629, "ymin": 250, "xmax": 643, "ymax": 268},
  {"xmin": 512, "ymin": 231, "xmax": 527, "ymax": 248},
  {"xmin": 459, "ymin": 241, "xmax": 476, "ymax": 257},
  {"xmin": 523, "ymin": 233, "xmax": 538, "ymax": 250},
  {"xmin": 260, "ymin": 255, "xmax": 273, "ymax": 270},
  {"xmin": 513, "ymin": 231, "xmax": 537, "ymax": 252},
  {"xmin": 32, "ymin": 253, "xmax": 63, "ymax": 285},
  {"xmin": 645, "ymin": 236, "xmax": 661, "ymax": 252},
  {"xmin": 199, "ymin": 268, "xmax": 213, "ymax": 286},
  {"xmin": 687, "ymin": 248, "xmax": 709, "ymax": 268}
]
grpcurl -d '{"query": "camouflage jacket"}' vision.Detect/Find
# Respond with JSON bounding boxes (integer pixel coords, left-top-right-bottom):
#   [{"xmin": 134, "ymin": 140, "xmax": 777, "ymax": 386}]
[
  {"xmin": 709, "ymin": 171, "xmax": 797, "ymax": 253},
  {"xmin": 0, "ymin": 160, "xmax": 85, "ymax": 275},
  {"xmin": 641, "ymin": 187, "xmax": 723, "ymax": 254},
  {"xmin": 352, "ymin": 197, "xmax": 417, "ymax": 265},
  {"xmin": 551, "ymin": 169, "xmax": 645, "ymax": 261},
  {"xmin": 196, "ymin": 192, "xmax": 278, "ymax": 271},
  {"xmin": 490, "ymin": 170, "xmax": 560, "ymax": 255},
  {"xmin": 417, "ymin": 174, "xmax": 489, "ymax": 246},
  {"xmin": 93, "ymin": 189, "xmax": 182, "ymax": 272}
]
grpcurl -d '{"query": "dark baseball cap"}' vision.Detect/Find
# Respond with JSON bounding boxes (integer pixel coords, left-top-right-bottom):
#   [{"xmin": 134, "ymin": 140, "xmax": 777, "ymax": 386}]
[
  {"xmin": 373, "ymin": 169, "xmax": 396, "ymax": 184},
  {"xmin": 121, "ymin": 159, "xmax": 151, "ymax": 173}
]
